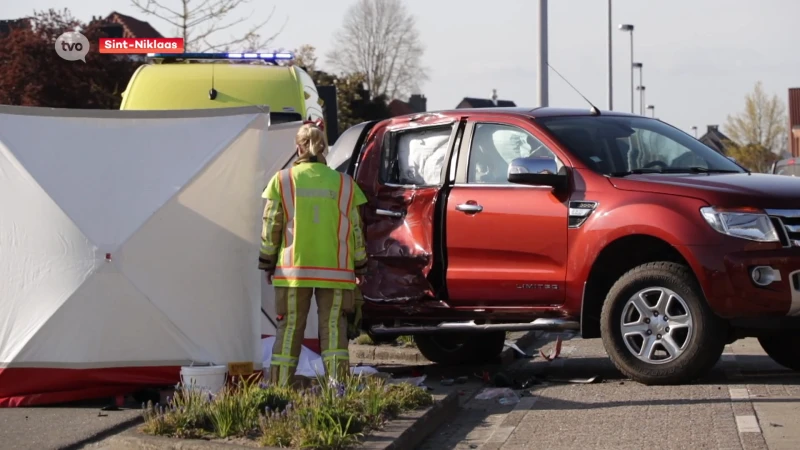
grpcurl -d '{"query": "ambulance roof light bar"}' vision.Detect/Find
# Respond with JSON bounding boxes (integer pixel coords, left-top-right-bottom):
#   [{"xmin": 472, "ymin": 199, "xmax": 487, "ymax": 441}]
[{"xmin": 146, "ymin": 52, "xmax": 294, "ymax": 63}]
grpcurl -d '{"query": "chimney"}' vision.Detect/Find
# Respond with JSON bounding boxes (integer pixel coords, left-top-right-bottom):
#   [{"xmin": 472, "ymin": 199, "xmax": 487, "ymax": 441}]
[
  {"xmin": 492, "ymin": 89, "xmax": 498, "ymax": 105},
  {"xmin": 408, "ymin": 94, "xmax": 427, "ymax": 113},
  {"xmin": 707, "ymin": 125, "xmax": 718, "ymax": 134}
]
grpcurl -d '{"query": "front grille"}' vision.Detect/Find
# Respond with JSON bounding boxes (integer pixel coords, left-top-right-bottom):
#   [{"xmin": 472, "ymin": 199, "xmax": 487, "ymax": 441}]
[{"xmin": 766, "ymin": 209, "xmax": 800, "ymax": 247}]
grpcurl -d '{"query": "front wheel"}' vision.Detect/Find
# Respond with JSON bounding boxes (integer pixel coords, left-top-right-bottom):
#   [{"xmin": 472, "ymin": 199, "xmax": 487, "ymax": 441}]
[
  {"xmin": 600, "ymin": 262, "xmax": 727, "ymax": 385},
  {"xmin": 758, "ymin": 333, "xmax": 800, "ymax": 371},
  {"xmin": 415, "ymin": 331, "xmax": 506, "ymax": 365}
]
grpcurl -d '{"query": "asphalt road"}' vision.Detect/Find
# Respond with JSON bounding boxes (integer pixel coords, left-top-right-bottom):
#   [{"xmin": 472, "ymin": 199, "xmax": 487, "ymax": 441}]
[{"xmin": 417, "ymin": 333, "xmax": 800, "ymax": 450}]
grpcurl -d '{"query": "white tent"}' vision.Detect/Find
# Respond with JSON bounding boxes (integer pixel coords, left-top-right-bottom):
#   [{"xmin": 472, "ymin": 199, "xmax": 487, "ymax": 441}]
[{"xmin": 0, "ymin": 105, "xmax": 298, "ymax": 407}]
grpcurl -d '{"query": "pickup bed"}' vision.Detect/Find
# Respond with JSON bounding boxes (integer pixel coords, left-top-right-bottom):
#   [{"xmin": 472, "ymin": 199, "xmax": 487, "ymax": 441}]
[{"xmin": 326, "ymin": 107, "xmax": 800, "ymax": 385}]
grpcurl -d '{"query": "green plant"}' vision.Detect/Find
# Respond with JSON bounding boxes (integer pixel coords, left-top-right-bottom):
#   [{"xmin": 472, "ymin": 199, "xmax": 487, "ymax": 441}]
[
  {"xmin": 259, "ymin": 404, "xmax": 299, "ymax": 447},
  {"xmin": 141, "ymin": 401, "xmax": 173, "ymax": 436},
  {"xmin": 298, "ymin": 409, "xmax": 362, "ymax": 450}
]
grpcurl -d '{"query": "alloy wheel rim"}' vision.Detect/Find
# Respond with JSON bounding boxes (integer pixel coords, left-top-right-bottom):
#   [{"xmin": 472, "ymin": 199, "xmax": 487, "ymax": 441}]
[{"xmin": 620, "ymin": 287, "xmax": 694, "ymax": 365}]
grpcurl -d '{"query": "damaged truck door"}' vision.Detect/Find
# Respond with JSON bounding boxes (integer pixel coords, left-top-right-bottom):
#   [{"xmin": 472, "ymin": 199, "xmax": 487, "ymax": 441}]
[
  {"xmin": 354, "ymin": 114, "xmax": 461, "ymax": 304},
  {"xmin": 445, "ymin": 116, "xmax": 570, "ymax": 307}
]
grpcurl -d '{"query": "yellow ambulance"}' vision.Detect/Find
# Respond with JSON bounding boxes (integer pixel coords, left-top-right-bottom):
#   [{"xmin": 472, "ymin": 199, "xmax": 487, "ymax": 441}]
[{"xmin": 119, "ymin": 52, "xmax": 325, "ymax": 126}]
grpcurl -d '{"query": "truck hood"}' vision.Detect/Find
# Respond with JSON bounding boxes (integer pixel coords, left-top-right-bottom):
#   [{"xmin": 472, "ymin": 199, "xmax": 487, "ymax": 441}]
[{"xmin": 609, "ymin": 173, "xmax": 800, "ymax": 209}]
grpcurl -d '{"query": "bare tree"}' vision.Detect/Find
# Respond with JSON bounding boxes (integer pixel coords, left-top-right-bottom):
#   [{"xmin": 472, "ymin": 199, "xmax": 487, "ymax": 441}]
[
  {"xmin": 130, "ymin": 0, "xmax": 287, "ymax": 52},
  {"xmin": 327, "ymin": 0, "xmax": 427, "ymax": 101},
  {"xmin": 724, "ymin": 82, "xmax": 787, "ymax": 152}
]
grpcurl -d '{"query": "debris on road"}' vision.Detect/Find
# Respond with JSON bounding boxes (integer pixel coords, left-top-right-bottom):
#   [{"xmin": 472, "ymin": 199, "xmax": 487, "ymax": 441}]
[
  {"xmin": 504, "ymin": 340, "xmax": 532, "ymax": 358},
  {"xmin": 540, "ymin": 335, "xmax": 563, "ymax": 361},
  {"xmin": 475, "ymin": 387, "xmax": 521, "ymax": 405},
  {"xmin": 545, "ymin": 375, "xmax": 600, "ymax": 384}
]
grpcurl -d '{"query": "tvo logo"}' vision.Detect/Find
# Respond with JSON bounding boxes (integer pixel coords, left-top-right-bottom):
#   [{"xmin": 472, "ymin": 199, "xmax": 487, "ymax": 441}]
[{"xmin": 55, "ymin": 31, "xmax": 90, "ymax": 62}]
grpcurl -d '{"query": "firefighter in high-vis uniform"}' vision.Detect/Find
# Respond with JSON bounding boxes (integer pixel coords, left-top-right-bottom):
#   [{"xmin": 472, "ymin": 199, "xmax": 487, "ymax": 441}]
[{"xmin": 259, "ymin": 122, "xmax": 368, "ymax": 386}]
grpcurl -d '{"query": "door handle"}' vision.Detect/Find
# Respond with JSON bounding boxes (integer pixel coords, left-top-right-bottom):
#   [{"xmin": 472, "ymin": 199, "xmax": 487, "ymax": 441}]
[
  {"xmin": 376, "ymin": 208, "xmax": 403, "ymax": 218},
  {"xmin": 455, "ymin": 203, "xmax": 483, "ymax": 213}
]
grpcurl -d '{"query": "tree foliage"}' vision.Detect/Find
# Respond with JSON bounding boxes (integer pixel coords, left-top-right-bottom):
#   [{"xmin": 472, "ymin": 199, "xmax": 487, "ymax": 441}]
[
  {"xmin": 0, "ymin": 9, "xmax": 139, "ymax": 109},
  {"xmin": 130, "ymin": 0, "xmax": 286, "ymax": 52},
  {"xmin": 327, "ymin": 0, "xmax": 427, "ymax": 101},
  {"xmin": 293, "ymin": 44, "xmax": 390, "ymax": 135},
  {"xmin": 723, "ymin": 81, "xmax": 787, "ymax": 172}
]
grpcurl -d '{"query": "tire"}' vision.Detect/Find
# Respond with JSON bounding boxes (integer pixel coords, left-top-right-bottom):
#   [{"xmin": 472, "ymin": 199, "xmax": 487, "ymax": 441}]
[
  {"xmin": 415, "ymin": 331, "xmax": 506, "ymax": 365},
  {"xmin": 758, "ymin": 333, "xmax": 800, "ymax": 371},
  {"xmin": 600, "ymin": 261, "xmax": 727, "ymax": 385}
]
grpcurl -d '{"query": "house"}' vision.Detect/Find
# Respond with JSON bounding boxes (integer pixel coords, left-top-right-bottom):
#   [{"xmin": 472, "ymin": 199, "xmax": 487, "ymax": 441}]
[
  {"xmin": 0, "ymin": 18, "xmax": 30, "ymax": 36},
  {"xmin": 456, "ymin": 89, "xmax": 516, "ymax": 109},
  {"xmin": 97, "ymin": 12, "xmax": 164, "ymax": 39},
  {"xmin": 388, "ymin": 94, "xmax": 427, "ymax": 117},
  {"xmin": 789, "ymin": 88, "xmax": 800, "ymax": 157},
  {"xmin": 697, "ymin": 125, "xmax": 734, "ymax": 155}
]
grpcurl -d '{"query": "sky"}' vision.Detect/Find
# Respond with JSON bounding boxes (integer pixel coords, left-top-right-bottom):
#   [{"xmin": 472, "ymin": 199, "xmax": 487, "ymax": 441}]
[{"xmin": 6, "ymin": 0, "xmax": 800, "ymax": 136}]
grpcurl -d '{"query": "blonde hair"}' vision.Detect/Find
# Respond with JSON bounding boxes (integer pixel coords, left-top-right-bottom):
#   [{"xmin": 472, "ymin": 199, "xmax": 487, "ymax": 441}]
[{"xmin": 296, "ymin": 123, "xmax": 327, "ymax": 157}]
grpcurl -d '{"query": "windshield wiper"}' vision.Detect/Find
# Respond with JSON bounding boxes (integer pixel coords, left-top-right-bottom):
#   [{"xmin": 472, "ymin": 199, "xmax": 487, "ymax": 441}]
[
  {"xmin": 609, "ymin": 168, "xmax": 664, "ymax": 177},
  {"xmin": 610, "ymin": 167, "xmax": 743, "ymax": 177},
  {"xmin": 660, "ymin": 167, "xmax": 742, "ymax": 174}
]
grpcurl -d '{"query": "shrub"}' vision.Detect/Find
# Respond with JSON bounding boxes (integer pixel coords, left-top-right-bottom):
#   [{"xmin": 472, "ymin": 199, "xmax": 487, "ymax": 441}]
[{"xmin": 142, "ymin": 370, "xmax": 434, "ymax": 449}]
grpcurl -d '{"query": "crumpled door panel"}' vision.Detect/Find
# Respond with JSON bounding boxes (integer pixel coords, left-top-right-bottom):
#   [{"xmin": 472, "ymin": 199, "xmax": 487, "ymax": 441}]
[{"xmin": 359, "ymin": 186, "xmax": 439, "ymax": 303}]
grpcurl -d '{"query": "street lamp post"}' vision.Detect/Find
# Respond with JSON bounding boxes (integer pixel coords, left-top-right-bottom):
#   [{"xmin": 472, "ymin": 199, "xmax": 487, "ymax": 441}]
[
  {"xmin": 619, "ymin": 24, "xmax": 634, "ymax": 113},
  {"xmin": 636, "ymin": 85, "xmax": 646, "ymax": 116},
  {"xmin": 691, "ymin": 126, "xmax": 698, "ymax": 138},
  {"xmin": 607, "ymin": 0, "xmax": 613, "ymax": 110},
  {"xmin": 632, "ymin": 62, "xmax": 643, "ymax": 114},
  {"xmin": 647, "ymin": 104, "xmax": 655, "ymax": 118},
  {"xmin": 538, "ymin": 0, "xmax": 549, "ymax": 107}
]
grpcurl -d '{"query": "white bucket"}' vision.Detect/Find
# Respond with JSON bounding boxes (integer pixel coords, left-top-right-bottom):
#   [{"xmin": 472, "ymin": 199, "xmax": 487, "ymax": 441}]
[{"xmin": 180, "ymin": 365, "xmax": 228, "ymax": 394}]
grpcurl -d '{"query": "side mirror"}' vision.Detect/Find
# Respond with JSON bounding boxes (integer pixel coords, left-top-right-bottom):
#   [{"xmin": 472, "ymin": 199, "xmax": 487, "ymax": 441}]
[{"xmin": 507, "ymin": 156, "xmax": 568, "ymax": 191}]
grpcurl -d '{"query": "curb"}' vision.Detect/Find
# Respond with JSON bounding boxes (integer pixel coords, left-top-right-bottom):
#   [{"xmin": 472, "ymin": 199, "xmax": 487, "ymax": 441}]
[
  {"xmin": 99, "ymin": 392, "xmax": 459, "ymax": 450},
  {"xmin": 351, "ymin": 330, "xmax": 545, "ymax": 366},
  {"xmin": 360, "ymin": 391, "xmax": 459, "ymax": 450}
]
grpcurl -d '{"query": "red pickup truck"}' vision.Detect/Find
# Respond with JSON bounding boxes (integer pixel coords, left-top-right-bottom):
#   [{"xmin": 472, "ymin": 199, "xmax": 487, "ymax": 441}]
[{"xmin": 326, "ymin": 107, "xmax": 800, "ymax": 385}]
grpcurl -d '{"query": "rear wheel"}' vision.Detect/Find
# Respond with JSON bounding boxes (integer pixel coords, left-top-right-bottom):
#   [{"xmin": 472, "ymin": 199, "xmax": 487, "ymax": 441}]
[
  {"xmin": 758, "ymin": 333, "xmax": 800, "ymax": 371},
  {"xmin": 415, "ymin": 331, "xmax": 506, "ymax": 365},
  {"xmin": 600, "ymin": 262, "xmax": 727, "ymax": 385}
]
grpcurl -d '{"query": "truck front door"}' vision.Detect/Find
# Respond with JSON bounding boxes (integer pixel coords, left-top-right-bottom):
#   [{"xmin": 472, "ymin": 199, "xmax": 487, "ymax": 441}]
[
  {"xmin": 354, "ymin": 115, "xmax": 462, "ymax": 303},
  {"xmin": 445, "ymin": 116, "xmax": 570, "ymax": 307}
]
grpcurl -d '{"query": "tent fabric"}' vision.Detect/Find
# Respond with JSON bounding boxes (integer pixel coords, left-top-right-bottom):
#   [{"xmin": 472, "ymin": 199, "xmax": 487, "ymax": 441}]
[{"xmin": 0, "ymin": 105, "xmax": 286, "ymax": 407}]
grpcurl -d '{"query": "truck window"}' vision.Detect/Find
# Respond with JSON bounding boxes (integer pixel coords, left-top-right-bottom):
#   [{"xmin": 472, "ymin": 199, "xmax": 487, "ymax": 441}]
[
  {"xmin": 381, "ymin": 125, "xmax": 452, "ymax": 186},
  {"xmin": 536, "ymin": 116, "xmax": 744, "ymax": 176},
  {"xmin": 776, "ymin": 164, "xmax": 800, "ymax": 177},
  {"xmin": 467, "ymin": 123, "xmax": 563, "ymax": 184}
]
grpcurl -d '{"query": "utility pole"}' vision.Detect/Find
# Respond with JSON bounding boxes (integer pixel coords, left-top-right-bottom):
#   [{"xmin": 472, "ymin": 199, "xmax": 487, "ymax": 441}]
[
  {"xmin": 538, "ymin": 0, "xmax": 549, "ymax": 107},
  {"xmin": 607, "ymin": 0, "xmax": 613, "ymax": 110}
]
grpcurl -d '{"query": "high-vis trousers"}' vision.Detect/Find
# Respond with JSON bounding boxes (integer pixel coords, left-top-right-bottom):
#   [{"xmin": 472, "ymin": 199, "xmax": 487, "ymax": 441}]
[{"xmin": 269, "ymin": 287, "xmax": 354, "ymax": 386}]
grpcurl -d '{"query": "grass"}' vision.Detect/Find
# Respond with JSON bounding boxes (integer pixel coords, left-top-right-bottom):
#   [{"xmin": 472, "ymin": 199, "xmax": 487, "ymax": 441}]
[
  {"xmin": 353, "ymin": 332, "xmax": 416, "ymax": 348},
  {"xmin": 141, "ymin": 371, "xmax": 434, "ymax": 449}
]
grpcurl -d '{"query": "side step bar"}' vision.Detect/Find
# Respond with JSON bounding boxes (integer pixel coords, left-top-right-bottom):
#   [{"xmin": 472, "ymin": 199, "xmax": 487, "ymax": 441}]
[{"xmin": 369, "ymin": 318, "xmax": 580, "ymax": 337}]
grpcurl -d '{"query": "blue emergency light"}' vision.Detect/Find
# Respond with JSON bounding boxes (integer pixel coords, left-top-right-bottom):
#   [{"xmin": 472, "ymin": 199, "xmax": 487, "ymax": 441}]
[{"xmin": 146, "ymin": 52, "xmax": 294, "ymax": 62}]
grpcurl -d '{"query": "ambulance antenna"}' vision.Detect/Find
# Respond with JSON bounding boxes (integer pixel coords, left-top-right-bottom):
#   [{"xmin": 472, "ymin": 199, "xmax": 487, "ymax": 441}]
[
  {"xmin": 546, "ymin": 62, "xmax": 600, "ymax": 116},
  {"xmin": 209, "ymin": 64, "xmax": 218, "ymax": 100}
]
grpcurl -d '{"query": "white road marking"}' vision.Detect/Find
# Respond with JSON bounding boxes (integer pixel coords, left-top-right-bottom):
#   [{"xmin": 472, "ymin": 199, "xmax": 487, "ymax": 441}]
[{"xmin": 736, "ymin": 415, "xmax": 762, "ymax": 433}]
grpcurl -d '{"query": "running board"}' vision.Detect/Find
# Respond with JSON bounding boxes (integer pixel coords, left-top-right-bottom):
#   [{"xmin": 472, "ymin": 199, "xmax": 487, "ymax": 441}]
[{"xmin": 368, "ymin": 318, "xmax": 580, "ymax": 336}]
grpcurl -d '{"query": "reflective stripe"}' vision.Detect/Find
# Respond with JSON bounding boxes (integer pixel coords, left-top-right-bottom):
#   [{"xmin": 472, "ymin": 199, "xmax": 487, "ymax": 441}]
[
  {"xmin": 354, "ymin": 249, "xmax": 367, "ymax": 261},
  {"xmin": 270, "ymin": 354, "xmax": 298, "ymax": 367},
  {"xmin": 261, "ymin": 199, "xmax": 282, "ymax": 255},
  {"xmin": 337, "ymin": 174, "xmax": 354, "ymax": 269},
  {"xmin": 279, "ymin": 169, "xmax": 295, "ymax": 267},
  {"xmin": 323, "ymin": 289, "xmax": 342, "ymax": 378},
  {"xmin": 273, "ymin": 267, "xmax": 355, "ymax": 283},
  {"xmin": 322, "ymin": 349, "xmax": 349, "ymax": 360},
  {"xmin": 279, "ymin": 288, "xmax": 298, "ymax": 386}
]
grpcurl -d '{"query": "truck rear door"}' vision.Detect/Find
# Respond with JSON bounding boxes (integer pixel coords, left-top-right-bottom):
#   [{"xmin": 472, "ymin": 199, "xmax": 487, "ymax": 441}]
[{"xmin": 354, "ymin": 114, "xmax": 463, "ymax": 303}]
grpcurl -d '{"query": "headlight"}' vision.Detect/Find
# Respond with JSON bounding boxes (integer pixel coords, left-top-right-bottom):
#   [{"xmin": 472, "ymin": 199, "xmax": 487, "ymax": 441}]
[{"xmin": 700, "ymin": 206, "xmax": 780, "ymax": 242}]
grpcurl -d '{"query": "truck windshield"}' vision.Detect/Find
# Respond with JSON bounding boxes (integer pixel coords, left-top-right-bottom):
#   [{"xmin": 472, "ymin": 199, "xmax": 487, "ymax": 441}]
[
  {"xmin": 775, "ymin": 162, "xmax": 800, "ymax": 177},
  {"xmin": 535, "ymin": 116, "xmax": 745, "ymax": 177}
]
